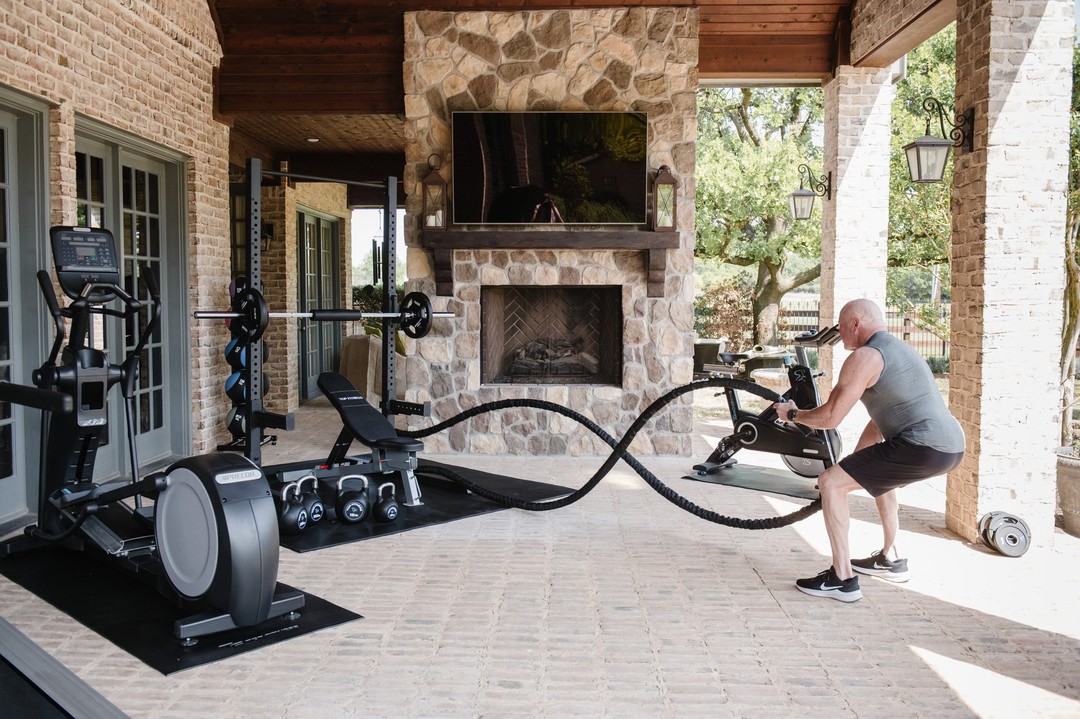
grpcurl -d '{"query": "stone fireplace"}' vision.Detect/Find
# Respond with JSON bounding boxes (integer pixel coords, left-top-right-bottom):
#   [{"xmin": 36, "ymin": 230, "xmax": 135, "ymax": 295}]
[
  {"xmin": 400, "ymin": 9, "xmax": 698, "ymax": 456},
  {"xmin": 481, "ymin": 285, "xmax": 622, "ymax": 385}
]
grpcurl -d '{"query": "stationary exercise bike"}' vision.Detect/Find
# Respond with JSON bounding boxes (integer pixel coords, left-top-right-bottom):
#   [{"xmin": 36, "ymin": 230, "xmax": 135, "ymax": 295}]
[
  {"xmin": 0, "ymin": 226, "xmax": 303, "ymax": 644},
  {"xmin": 693, "ymin": 324, "xmax": 843, "ymax": 478}
]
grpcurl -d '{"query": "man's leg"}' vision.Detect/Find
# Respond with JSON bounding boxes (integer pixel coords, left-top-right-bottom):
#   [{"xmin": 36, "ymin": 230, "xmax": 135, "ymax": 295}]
[
  {"xmin": 816, "ymin": 464, "xmax": 864, "ymax": 580},
  {"xmin": 875, "ymin": 489, "xmax": 899, "ymax": 557}
]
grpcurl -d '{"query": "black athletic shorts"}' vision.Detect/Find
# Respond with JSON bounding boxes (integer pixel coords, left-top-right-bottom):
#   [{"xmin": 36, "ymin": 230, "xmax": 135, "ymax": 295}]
[{"xmin": 838, "ymin": 435, "xmax": 964, "ymax": 497}]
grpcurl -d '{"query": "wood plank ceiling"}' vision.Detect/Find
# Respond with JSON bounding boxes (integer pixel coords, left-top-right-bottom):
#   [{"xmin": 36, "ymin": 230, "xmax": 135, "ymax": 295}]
[{"xmin": 208, "ymin": 0, "xmax": 851, "ymax": 176}]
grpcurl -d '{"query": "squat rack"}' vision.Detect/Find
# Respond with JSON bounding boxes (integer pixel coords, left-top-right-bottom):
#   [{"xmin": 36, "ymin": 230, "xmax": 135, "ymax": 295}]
[{"xmin": 230, "ymin": 157, "xmax": 428, "ymax": 465}]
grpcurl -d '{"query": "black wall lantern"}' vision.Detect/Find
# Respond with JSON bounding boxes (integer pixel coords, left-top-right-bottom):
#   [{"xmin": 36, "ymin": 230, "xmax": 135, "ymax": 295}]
[
  {"xmin": 788, "ymin": 164, "xmax": 831, "ymax": 221},
  {"xmin": 903, "ymin": 97, "xmax": 974, "ymax": 184},
  {"xmin": 421, "ymin": 153, "xmax": 447, "ymax": 230},
  {"xmin": 652, "ymin": 165, "xmax": 678, "ymax": 231}
]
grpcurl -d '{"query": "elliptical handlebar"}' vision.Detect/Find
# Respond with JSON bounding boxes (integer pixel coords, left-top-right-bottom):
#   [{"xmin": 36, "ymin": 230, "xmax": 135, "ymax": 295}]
[{"xmin": 0, "ymin": 381, "xmax": 73, "ymax": 414}]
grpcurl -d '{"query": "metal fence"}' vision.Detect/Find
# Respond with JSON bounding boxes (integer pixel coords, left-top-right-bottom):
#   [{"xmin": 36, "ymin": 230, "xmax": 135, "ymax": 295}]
[{"xmin": 780, "ymin": 297, "xmax": 950, "ymax": 359}]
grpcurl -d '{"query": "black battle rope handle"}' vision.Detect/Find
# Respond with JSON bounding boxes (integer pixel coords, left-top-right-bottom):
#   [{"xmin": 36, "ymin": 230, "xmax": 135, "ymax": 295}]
[{"xmin": 400, "ymin": 376, "xmax": 822, "ymax": 530}]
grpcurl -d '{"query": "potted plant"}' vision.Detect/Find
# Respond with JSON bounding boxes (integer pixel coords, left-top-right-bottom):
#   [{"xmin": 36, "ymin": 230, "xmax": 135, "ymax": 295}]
[{"xmin": 1056, "ymin": 44, "xmax": 1080, "ymax": 538}]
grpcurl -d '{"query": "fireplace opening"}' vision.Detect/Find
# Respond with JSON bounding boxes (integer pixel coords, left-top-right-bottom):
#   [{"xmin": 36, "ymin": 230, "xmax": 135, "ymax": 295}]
[{"xmin": 481, "ymin": 286, "xmax": 622, "ymax": 385}]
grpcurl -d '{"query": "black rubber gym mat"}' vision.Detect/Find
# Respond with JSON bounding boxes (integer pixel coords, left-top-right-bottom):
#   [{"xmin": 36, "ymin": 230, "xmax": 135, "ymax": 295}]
[
  {"xmin": 278, "ymin": 460, "xmax": 572, "ymax": 553},
  {"xmin": 0, "ymin": 547, "xmax": 361, "ymax": 675},
  {"xmin": 683, "ymin": 463, "xmax": 821, "ymax": 501}
]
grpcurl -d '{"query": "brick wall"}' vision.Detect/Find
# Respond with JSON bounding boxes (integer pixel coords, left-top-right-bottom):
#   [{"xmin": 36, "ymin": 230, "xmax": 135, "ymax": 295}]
[
  {"xmin": 949, "ymin": 0, "xmax": 1073, "ymax": 543},
  {"xmin": 259, "ymin": 180, "xmax": 350, "ymax": 415},
  {"xmin": 818, "ymin": 66, "xmax": 894, "ymax": 449},
  {"xmin": 850, "ymin": 0, "xmax": 953, "ymax": 66},
  {"xmin": 1, "ymin": 0, "xmax": 230, "ymax": 453}
]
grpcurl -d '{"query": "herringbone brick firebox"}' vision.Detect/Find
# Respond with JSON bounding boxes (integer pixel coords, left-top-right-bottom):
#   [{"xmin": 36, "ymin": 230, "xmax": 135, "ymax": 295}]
[{"xmin": 480, "ymin": 286, "xmax": 622, "ymax": 385}]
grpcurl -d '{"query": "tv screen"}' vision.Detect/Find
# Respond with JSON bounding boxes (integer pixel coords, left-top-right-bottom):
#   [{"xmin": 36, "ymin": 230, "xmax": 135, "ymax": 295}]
[{"xmin": 451, "ymin": 111, "xmax": 648, "ymax": 225}]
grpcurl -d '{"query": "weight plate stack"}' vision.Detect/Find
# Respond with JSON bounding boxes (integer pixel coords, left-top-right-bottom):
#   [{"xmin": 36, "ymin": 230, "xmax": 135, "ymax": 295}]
[{"xmin": 978, "ymin": 511, "xmax": 1031, "ymax": 557}]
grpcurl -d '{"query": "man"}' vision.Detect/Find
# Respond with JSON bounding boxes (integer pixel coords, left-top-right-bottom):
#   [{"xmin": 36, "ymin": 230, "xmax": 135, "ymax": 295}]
[{"xmin": 772, "ymin": 299, "xmax": 965, "ymax": 602}]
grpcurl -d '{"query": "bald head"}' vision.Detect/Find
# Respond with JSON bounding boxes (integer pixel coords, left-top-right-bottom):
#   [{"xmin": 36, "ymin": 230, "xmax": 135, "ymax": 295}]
[{"xmin": 838, "ymin": 299, "xmax": 887, "ymax": 348}]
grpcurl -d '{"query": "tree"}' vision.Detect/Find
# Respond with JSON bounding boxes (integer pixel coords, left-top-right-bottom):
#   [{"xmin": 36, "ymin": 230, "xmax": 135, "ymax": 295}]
[
  {"xmin": 695, "ymin": 88, "xmax": 824, "ymax": 345},
  {"xmin": 888, "ymin": 24, "xmax": 957, "ymax": 272},
  {"xmin": 885, "ymin": 25, "xmax": 958, "ymax": 344},
  {"xmin": 1060, "ymin": 42, "xmax": 1080, "ymax": 446}
]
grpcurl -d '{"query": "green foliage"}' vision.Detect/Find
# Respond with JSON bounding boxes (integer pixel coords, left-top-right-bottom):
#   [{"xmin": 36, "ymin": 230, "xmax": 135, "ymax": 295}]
[
  {"xmin": 352, "ymin": 284, "xmax": 406, "ymax": 355},
  {"xmin": 695, "ymin": 87, "xmax": 825, "ymax": 345},
  {"xmin": 695, "ymin": 88, "xmax": 824, "ymax": 265},
  {"xmin": 694, "ymin": 274, "xmax": 755, "ymax": 352},
  {"xmin": 889, "ymin": 24, "xmax": 956, "ymax": 268},
  {"xmin": 926, "ymin": 355, "xmax": 950, "ymax": 375}
]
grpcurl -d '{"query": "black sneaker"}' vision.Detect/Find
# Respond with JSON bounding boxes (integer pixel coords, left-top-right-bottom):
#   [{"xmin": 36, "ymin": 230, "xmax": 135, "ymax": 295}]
[
  {"xmin": 795, "ymin": 567, "xmax": 862, "ymax": 602},
  {"xmin": 851, "ymin": 550, "xmax": 910, "ymax": 583}
]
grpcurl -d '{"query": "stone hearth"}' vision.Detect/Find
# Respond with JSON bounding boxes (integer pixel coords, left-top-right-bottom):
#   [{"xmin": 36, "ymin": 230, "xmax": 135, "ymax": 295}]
[{"xmin": 400, "ymin": 9, "xmax": 698, "ymax": 456}]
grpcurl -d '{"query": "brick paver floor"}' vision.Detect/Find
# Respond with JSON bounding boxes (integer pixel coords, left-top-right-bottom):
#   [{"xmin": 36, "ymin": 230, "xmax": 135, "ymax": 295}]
[{"xmin": 1, "ymin": 402, "xmax": 1077, "ymax": 718}]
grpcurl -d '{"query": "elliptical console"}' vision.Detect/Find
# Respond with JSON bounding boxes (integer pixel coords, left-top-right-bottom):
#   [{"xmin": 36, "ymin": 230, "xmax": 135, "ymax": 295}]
[{"xmin": 0, "ymin": 226, "xmax": 303, "ymax": 644}]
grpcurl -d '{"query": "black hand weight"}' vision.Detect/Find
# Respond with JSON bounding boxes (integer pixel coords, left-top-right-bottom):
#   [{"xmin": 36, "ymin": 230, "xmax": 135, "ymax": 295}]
[
  {"xmin": 277, "ymin": 482, "xmax": 309, "ymax": 535},
  {"xmin": 297, "ymin": 475, "xmax": 325, "ymax": 524},
  {"xmin": 335, "ymin": 474, "xmax": 370, "ymax": 524},
  {"xmin": 373, "ymin": 482, "xmax": 400, "ymax": 522}
]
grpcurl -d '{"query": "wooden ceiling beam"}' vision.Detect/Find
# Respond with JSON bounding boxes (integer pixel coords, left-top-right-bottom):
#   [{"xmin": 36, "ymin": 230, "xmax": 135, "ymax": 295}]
[
  {"xmin": 218, "ymin": 93, "xmax": 405, "ymax": 115},
  {"xmin": 698, "ymin": 34, "xmax": 833, "ymax": 76}
]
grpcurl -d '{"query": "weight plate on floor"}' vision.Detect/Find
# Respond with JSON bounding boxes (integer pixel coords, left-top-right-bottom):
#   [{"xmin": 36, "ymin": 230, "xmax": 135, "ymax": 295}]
[
  {"xmin": 987, "ymin": 513, "xmax": 1030, "ymax": 557},
  {"xmin": 978, "ymin": 511, "xmax": 1002, "ymax": 548}
]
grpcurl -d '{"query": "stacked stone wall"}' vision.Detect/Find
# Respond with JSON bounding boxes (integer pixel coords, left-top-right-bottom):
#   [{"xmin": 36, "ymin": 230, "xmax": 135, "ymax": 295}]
[
  {"xmin": 1, "ymin": 0, "xmax": 230, "ymax": 453},
  {"xmin": 402, "ymin": 9, "xmax": 698, "ymax": 455}
]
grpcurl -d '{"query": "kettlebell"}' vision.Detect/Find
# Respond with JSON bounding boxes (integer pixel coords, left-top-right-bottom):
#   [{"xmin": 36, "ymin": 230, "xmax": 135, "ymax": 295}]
[
  {"xmin": 335, "ymin": 474, "xmax": 370, "ymax": 524},
  {"xmin": 373, "ymin": 482, "xmax": 400, "ymax": 523},
  {"xmin": 297, "ymin": 475, "xmax": 326, "ymax": 524},
  {"xmin": 277, "ymin": 482, "xmax": 309, "ymax": 535}
]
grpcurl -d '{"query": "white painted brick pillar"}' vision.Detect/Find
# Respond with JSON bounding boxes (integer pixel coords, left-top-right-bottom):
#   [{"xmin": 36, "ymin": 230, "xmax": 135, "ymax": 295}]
[
  {"xmin": 819, "ymin": 66, "xmax": 894, "ymax": 451},
  {"xmin": 949, "ymin": 0, "xmax": 1074, "ymax": 545}
]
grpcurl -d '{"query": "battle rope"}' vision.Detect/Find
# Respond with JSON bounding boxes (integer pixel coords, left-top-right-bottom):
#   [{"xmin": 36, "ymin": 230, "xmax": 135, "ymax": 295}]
[{"xmin": 400, "ymin": 376, "xmax": 822, "ymax": 530}]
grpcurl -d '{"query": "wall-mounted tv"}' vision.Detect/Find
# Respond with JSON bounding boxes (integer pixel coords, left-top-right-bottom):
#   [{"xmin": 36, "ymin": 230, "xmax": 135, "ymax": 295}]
[{"xmin": 451, "ymin": 111, "xmax": 648, "ymax": 225}]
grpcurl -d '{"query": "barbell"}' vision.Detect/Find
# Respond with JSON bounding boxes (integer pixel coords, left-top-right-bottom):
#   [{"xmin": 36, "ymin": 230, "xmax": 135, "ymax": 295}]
[{"xmin": 194, "ymin": 286, "xmax": 451, "ymax": 341}]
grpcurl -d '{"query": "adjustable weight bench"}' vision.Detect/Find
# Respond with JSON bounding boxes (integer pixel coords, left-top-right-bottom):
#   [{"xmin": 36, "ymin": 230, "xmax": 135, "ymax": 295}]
[{"xmin": 275, "ymin": 372, "xmax": 424, "ymax": 507}]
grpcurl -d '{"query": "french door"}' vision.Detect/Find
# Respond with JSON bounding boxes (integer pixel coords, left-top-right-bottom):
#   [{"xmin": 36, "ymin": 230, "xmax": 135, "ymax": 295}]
[
  {"xmin": 298, "ymin": 211, "xmax": 340, "ymax": 401},
  {"xmin": 74, "ymin": 137, "xmax": 186, "ymax": 480}
]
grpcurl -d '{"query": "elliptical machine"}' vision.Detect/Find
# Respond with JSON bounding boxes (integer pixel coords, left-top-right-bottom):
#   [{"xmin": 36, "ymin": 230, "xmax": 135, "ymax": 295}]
[{"xmin": 0, "ymin": 226, "xmax": 304, "ymax": 645}]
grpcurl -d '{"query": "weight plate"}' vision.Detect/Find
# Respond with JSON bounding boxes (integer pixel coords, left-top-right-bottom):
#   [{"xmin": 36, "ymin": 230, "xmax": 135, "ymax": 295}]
[
  {"xmin": 978, "ymin": 511, "xmax": 1001, "ymax": 548},
  {"xmin": 400, "ymin": 291, "xmax": 433, "ymax": 339},
  {"xmin": 990, "ymin": 516, "xmax": 1030, "ymax": 557}
]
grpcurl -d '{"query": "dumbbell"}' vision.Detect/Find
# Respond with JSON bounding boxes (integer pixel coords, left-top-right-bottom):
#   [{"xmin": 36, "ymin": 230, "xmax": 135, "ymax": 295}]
[
  {"xmin": 335, "ymin": 474, "xmax": 370, "ymax": 524},
  {"xmin": 296, "ymin": 475, "xmax": 326, "ymax": 525},
  {"xmin": 373, "ymin": 482, "xmax": 400, "ymax": 523},
  {"xmin": 277, "ymin": 482, "xmax": 309, "ymax": 535}
]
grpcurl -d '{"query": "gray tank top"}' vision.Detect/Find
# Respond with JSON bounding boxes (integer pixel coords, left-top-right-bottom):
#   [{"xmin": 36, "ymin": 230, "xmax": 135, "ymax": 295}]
[{"xmin": 860, "ymin": 331, "xmax": 965, "ymax": 452}]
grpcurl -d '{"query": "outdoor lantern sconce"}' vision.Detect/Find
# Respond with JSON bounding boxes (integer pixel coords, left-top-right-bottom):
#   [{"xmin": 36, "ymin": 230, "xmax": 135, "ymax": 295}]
[
  {"xmin": 903, "ymin": 97, "xmax": 974, "ymax": 184},
  {"xmin": 788, "ymin": 164, "xmax": 831, "ymax": 221},
  {"xmin": 421, "ymin": 153, "xmax": 447, "ymax": 230},
  {"xmin": 652, "ymin": 165, "xmax": 678, "ymax": 231}
]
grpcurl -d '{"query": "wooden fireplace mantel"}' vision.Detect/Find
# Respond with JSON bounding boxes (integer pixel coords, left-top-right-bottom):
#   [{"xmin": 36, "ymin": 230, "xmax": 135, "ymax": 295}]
[{"xmin": 418, "ymin": 229, "xmax": 679, "ymax": 297}]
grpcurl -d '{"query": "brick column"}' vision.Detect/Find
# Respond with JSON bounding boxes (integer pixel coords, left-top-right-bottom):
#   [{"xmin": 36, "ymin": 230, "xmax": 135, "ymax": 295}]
[
  {"xmin": 819, "ymin": 66, "xmax": 895, "ymax": 448},
  {"xmin": 949, "ymin": 0, "xmax": 1073, "ymax": 544}
]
